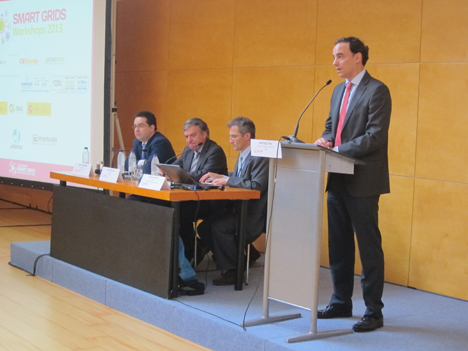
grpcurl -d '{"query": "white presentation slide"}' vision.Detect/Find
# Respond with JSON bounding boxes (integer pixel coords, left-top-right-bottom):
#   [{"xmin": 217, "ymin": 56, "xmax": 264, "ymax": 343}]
[{"xmin": 0, "ymin": 0, "xmax": 106, "ymax": 184}]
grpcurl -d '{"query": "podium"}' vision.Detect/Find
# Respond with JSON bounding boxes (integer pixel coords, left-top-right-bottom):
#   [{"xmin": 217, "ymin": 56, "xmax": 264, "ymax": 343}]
[{"xmin": 244, "ymin": 142, "xmax": 363, "ymax": 343}]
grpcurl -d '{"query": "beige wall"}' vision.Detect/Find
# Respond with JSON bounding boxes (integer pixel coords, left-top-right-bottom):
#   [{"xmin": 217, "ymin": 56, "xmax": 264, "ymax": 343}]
[{"xmin": 4, "ymin": 0, "xmax": 466, "ymax": 300}]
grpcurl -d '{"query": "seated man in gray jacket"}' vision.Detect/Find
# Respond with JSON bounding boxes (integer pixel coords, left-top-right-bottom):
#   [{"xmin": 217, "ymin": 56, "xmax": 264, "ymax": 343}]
[{"xmin": 199, "ymin": 116, "xmax": 269, "ymax": 285}]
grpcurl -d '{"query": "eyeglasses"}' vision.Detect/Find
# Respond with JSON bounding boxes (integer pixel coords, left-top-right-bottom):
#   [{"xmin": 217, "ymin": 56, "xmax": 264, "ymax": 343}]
[
  {"xmin": 229, "ymin": 133, "xmax": 244, "ymax": 140},
  {"xmin": 132, "ymin": 123, "xmax": 148, "ymax": 130}
]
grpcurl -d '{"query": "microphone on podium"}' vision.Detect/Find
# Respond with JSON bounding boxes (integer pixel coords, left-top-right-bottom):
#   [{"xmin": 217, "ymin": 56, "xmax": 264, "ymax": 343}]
[{"xmin": 285, "ymin": 79, "xmax": 332, "ymax": 143}]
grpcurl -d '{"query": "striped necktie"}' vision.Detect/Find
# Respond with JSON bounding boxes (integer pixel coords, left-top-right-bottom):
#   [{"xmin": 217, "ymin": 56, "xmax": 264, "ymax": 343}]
[
  {"xmin": 237, "ymin": 156, "xmax": 243, "ymax": 176},
  {"xmin": 190, "ymin": 152, "xmax": 199, "ymax": 172},
  {"xmin": 141, "ymin": 142, "xmax": 147, "ymax": 159}
]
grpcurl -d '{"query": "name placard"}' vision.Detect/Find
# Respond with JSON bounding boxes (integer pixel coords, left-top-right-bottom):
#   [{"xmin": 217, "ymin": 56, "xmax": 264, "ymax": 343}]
[
  {"xmin": 251, "ymin": 139, "xmax": 282, "ymax": 158},
  {"xmin": 72, "ymin": 162, "xmax": 93, "ymax": 177},
  {"xmin": 138, "ymin": 174, "xmax": 170, "ymax": 191},
  {"xmin": 99, "ymin": 167, "xmax": 123, "ymax": 183}
]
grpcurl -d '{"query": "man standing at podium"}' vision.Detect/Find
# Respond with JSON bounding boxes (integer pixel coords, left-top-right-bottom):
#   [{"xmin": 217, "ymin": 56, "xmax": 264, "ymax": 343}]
[{"xmin": 315, "ymin": 37, "xmax": 391, "ymax": 332}]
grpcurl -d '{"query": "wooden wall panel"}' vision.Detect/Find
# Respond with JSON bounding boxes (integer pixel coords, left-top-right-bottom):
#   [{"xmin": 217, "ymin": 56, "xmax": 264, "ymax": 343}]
[
  {"xmin": 370, "ymin": 64, "xmax": 419, "ymax": 177},
  {"xmin": 232, "ymin": 66, "xmax": 316, "ymax": 151},
  {"xmin": 168, "ymin": 0, "xmax": 236, "ymax": 69},
  {"xmin": 115, "ymin": 0, "xmax": 171, "ymax": 72},
  {"xmin": 233, "ymin": 0, "xmax": 317, "ymax": 67},
  {"xmin": 114, "ymin": 71, "xmax": 169, "ymax": 152},
  {"xmin": 421, "ymin": 0, "xmax": 468, "ymax": 63},
  {"xmin": 379, "ymin": 176, "xmax": 414, "ymax": 285},
  {"xmin": 416, "ymin": 63, "xmax": 468, "ymax": 182},
  {"xmin": 0, "ymin": 185, "xmax": 52, "ymax": 213},
  {"xmin": 315, "ymin": 0, "xmax": 422, "ymax": 65},
  {"xmin": 410, "ymin": 179, "xmax": 468, "ymax": 300},
  {"xmin": 166, "ymin": 69, "xmax": 233, "ymax": 154}
]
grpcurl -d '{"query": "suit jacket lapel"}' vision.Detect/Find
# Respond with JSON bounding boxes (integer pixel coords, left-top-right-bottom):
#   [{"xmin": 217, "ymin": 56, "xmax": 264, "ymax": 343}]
[{"xmin": 197, "ymin": 139, "xmax": 210, "ymax": 170}]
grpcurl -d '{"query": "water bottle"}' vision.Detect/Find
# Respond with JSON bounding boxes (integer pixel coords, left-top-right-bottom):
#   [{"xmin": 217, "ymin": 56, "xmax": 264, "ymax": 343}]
[
  {"xmin": 82, "ymin": 147, "xmax": 89, "ymax": 164},
  {"xmin": 117, "ymin": 149, "xmax": 126, "ymax": 173},
  {"xmin": 151, "ymin": 154, "xmax": 159, "ymax": 175},
  {"xmin": 128, "ymin": 150, "xmax": 137, "ymax": 175}
]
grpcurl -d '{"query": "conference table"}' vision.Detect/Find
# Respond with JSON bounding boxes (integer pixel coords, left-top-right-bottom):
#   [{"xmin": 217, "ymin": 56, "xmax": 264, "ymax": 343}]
[{"xmin": 49, "ymin": 171, "xmax": 260, "ymax": 298}]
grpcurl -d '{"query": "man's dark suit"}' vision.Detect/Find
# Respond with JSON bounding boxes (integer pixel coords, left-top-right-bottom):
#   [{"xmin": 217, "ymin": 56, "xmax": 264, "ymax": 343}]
[
  {"xmin": 321, "ymin": 70, "xmax": 391, "ymax": 319},
  {"xmin": 172, "ymin": 138, "xmax": 227, "ymax": 181},
  {"xmin": 125, "ymin": 132, "xmax": 176, "ymax": 171},
  {"xmin": 198, "ymin": 152, "xmax": 269, "ymax": 271},
  {"xmin": 172, "ymin": 138, "xmax": 228, "ymax": 260}
]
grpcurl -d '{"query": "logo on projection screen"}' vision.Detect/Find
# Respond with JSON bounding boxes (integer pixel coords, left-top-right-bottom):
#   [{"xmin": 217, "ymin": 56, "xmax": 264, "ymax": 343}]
[
  {"xmin": 9, "ymin": 161, "xmax": 17, "ymax": 175},
  {"xmin": 11, "ymin": 129, "xmax": 23, "ymax": 149},
  {"xmin": 0, "ymin": 10, "xmax": 12, "ymax": 45}
]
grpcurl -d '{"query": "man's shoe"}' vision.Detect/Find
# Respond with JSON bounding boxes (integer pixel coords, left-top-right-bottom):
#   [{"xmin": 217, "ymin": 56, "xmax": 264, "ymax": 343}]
[
  {"xmin": 352, "ymin": 316, "xmax": 384, "ymax": 332},
  {"xmin": 317, "ymin": 305, "xmax": 352, "ymax": 319},
  {"xmin": 213, "ymin": 269, "xmax": 237, "ymax": 286}
]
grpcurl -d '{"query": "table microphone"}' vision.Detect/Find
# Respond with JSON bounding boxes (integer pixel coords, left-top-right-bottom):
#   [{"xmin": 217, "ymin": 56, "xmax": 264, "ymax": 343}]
[
  {"xmin": 165, "ymin": 142, "xmax": 203, "ymax": 164},
  {"xmin": 287, "ymin": 79, "xmax": 332, "ymax": 143}
]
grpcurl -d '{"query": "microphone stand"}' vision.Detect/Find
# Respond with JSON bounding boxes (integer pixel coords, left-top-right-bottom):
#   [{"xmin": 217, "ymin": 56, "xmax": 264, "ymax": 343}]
[{"xmin": 287, "ymin": 79, "xmax": 332, "ymax": 143}]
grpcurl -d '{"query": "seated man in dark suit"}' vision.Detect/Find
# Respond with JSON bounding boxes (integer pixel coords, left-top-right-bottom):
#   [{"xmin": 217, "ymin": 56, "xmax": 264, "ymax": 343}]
[
  {"xmin": 172, "ymin": 118, "xmax": 227, "ymax": 181},
  {"xmin": 126, "ymin": 110, "xmax": 176, "ymax": 169},
  {"xmin": 198, "ymin": 116, "xmax": 269, "ymax": 285},
  {"xmin": 169, "ymin": 118, "xmax": 228, "ymax": 262}
]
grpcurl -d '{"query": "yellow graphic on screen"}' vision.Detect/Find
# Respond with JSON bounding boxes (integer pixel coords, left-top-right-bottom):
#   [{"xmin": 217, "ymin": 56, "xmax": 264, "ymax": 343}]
[
  {"xmin": 27, "ymin": 102, "xmax": 52, "ymax": 116},
  {"xmin": 0, "ymin": 102, "xmax": 7, "ymax": 115}
]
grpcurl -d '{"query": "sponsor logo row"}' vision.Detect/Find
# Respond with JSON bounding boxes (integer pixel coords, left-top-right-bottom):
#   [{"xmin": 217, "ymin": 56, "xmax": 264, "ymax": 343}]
[
  {"xmin": 10, "ymin": 129, "xmax": 58, "ymax": 150},
  {"xmin": 0, "ymin": 102, "xmax": 51, "ymax": 116},
  {"xmin": 0, "ymin": 57, "xmax": 66, "ymax": 65}
]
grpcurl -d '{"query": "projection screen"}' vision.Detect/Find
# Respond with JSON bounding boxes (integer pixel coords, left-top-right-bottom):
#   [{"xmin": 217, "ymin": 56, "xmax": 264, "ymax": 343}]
[{"xmin": 0, "ymin": 0, "xmax": 111, "ymax": 189}]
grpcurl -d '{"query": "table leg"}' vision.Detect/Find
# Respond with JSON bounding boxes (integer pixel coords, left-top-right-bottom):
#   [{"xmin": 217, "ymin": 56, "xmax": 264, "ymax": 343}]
[
  {"xmin": 235, "ymin": 200, "xmax": 249, "ymax": 291},
  {"xmin": 170, "ymin": 202, "xmax": 180, "ymax": 298}
]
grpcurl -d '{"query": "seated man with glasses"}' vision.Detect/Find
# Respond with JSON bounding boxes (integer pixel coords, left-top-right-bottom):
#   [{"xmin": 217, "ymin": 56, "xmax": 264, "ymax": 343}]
[
  {"xmin": 126, "ymin": 110, "xmax": 176, "ymax": 169},
  {"xmin": 198, "ymin": 116, "xmax": 268, "ymax": 285}
]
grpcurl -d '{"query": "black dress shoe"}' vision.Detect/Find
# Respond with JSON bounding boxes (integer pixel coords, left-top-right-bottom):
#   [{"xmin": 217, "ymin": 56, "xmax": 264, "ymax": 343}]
[
  {"xmin": 352, "ymin": 316, "xmax": 384, "ymax": 332},
  {"xmin": 317, "ymin": 305, "xmax": 352, "ymax": 319},
  {"xmin": 213, "ymin": 269, "xmax": 237, "ymax": 286}
]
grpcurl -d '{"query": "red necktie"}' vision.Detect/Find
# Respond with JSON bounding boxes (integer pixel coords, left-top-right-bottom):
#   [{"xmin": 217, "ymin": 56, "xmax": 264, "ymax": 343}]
[{"xmin": 335, "ymin": 82, "xmax": 353, "ymax": 147}]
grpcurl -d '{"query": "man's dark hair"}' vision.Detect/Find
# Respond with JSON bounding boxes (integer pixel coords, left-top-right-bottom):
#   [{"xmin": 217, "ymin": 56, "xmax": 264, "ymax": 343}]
[
  {"xmin": 227, "ymin": 116, "xmax": 256, "ymax": 139},
  {"xmin": 183, "ymin": 118, "xmax": 210, "ymax": 138},
  {"xmin": 136, "ymin": 111, "xmax": 157, "ymax": 130},
  {"xmin": 335, "ymin": 37, "xmax": 369, "ymax": 66}
]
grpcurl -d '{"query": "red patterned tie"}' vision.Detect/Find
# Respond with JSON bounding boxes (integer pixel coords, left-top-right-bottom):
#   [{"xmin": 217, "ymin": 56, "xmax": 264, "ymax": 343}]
[{"xmin": 335, "ymin": 82, "xmax": 353, "ymax": 147}]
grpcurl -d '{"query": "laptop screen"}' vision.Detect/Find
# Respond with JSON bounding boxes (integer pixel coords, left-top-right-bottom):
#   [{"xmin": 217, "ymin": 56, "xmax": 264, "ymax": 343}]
[{"xmin": 156, "ymin": 164, "xmax": 197, "ymax": 185}]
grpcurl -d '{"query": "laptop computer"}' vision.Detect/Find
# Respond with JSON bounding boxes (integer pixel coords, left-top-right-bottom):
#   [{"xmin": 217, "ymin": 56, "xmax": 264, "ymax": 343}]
[{"xmin": 156, "ymin": 164, "xmax": 223, "ymax": 190}]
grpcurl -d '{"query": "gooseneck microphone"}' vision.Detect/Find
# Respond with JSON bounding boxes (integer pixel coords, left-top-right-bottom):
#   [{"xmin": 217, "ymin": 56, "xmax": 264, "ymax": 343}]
[
  {"xmin": 286, "ymin": 79, "xmax": 332, "ymax": 143},
  {"xmin": 164, "ymin": 142, "xmax": 203, "ymax": 164}
]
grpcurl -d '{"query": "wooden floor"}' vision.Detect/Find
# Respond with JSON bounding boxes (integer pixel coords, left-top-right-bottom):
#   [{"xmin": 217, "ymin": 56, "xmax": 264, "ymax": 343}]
[{"xmin": 0, "ymin": 199, "xmax": 210, "ymax": 351}]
